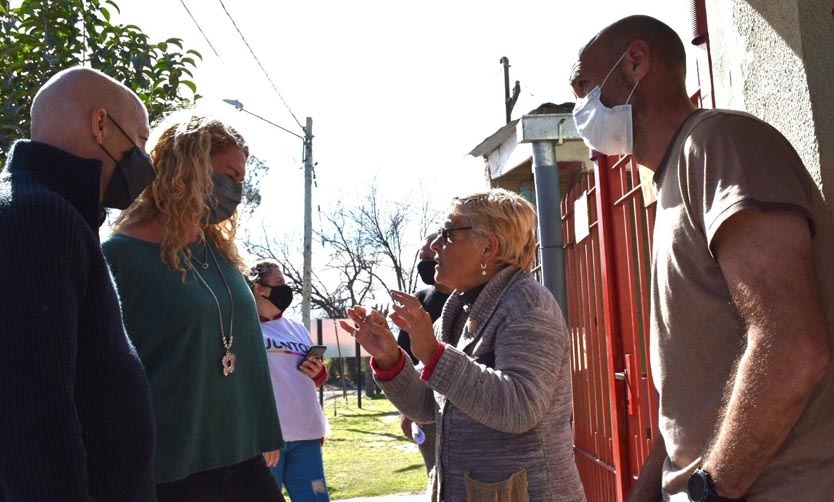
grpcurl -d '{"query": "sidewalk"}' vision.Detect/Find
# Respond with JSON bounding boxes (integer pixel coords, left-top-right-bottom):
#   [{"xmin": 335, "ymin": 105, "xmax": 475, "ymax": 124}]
[{"xmin": 335, "ymin": 493, "xmax": 425, "ymax": 502}]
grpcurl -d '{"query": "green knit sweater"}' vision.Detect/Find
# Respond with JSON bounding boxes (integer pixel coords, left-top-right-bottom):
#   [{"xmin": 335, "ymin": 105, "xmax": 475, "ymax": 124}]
[{"xmin": 103, "ymin": 234, "xmax": 283, "ymax": 483}]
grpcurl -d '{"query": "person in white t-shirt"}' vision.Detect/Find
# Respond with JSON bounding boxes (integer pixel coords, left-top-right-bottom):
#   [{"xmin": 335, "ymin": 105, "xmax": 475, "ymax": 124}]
[{"xmin": 248, "ymin": 260, "xmax": 331, "ymax": 502}]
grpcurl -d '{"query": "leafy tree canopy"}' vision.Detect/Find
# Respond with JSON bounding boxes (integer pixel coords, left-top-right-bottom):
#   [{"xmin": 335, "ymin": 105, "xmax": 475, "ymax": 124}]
[{"xmin": 0, "ymin": 0, "xmax": 202, "ymax": 166}]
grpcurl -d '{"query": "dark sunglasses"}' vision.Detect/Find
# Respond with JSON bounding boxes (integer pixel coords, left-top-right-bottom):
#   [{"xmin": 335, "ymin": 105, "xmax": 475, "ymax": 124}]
[{"xmin": 438, "ymin": 226, "xmax": 473, "ymax": 244}]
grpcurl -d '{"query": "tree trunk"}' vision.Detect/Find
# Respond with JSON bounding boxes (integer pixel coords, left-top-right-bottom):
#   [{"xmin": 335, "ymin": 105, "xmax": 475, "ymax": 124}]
[{"xmin": 364, "ymin": 360, "xmax": 379, "ymax": 397}]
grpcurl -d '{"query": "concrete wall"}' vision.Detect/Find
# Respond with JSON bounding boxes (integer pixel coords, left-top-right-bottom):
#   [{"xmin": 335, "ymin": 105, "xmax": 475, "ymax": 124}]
[{"xmin": 704, "ymin": 0, "xmax": 834, "ymax": 203}]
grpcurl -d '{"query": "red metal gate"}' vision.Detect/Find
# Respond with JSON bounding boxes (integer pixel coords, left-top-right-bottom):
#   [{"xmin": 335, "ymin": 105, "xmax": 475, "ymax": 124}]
[{"xmin": 562, "ymin": 152, "xmax": 658, "ymax": 501}]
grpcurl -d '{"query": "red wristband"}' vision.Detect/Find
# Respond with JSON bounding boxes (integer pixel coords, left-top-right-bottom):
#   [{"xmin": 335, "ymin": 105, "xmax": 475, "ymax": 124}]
[
  {"xmin": 371, "ymin": 349, "xmax": 407, "ymax": 381},
  {"xmin": 420, "ymin": 342, "xmax": 447, "ymax": 381}
]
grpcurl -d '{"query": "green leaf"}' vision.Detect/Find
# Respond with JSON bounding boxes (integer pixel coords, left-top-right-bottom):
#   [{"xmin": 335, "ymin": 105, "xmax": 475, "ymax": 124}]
[
  {"xmin": 104, "ymin": 0, "xmax": 120, "ymax": 14},
  {"xmin": 0, "ymin": 0, "xmax": 203, "ymax": 165},
  {"xmin": 180, "ymin": 79, "xmax": 196, "ymax": 93}
]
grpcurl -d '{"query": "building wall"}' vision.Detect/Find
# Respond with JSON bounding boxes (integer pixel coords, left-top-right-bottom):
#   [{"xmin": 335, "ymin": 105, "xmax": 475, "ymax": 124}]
[{"xmin": 704, "ymin": 0, "xmax": 834, "ymax": 203}]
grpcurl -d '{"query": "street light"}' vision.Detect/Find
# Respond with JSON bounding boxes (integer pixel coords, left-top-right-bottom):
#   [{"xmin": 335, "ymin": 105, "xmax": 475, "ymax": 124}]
[
  {"xmin": 224, "ymin": 98, "xmax": 314, "ymax": 330},
  {"xmin": 222, "ymin": 99, "xmax": 303, "ymax": 140}
]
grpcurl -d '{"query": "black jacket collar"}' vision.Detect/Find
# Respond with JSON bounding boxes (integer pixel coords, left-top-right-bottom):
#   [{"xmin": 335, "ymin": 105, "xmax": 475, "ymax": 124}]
[{"xmin": 6, "ymin": 140, "xmax": 104, "ymax": 230}]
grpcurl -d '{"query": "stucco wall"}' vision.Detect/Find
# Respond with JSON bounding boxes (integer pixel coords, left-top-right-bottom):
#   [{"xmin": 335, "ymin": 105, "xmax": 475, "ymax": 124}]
[{"xmin": 704, "ymin": 0, "xmax": 834, "ymax": 204}]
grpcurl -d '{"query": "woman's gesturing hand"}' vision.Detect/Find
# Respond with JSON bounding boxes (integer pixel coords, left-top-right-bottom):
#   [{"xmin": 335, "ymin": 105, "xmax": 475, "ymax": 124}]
[
  {"xmin": 389, "ymin": 290, "xmax": 438, "ymax": 364},
  {"xmin": 339, "ymin": 306, "xmax": 401, "ymax": 370}
]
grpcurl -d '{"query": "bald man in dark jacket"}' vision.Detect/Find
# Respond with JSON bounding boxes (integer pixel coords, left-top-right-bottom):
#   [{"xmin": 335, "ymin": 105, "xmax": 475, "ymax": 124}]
[{"xmin": 0, "ymin": 67, "xmax": 157, "ymax": 501}]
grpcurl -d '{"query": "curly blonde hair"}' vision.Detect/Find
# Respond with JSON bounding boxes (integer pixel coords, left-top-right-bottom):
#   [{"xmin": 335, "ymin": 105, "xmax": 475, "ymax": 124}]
[
  {"xmin": 450, "ymin": 189, "xmax": 538, "ymax": 272},
  {"xmin": 113, "ymin": 113, "xmax": 250, "ymax": 275}
]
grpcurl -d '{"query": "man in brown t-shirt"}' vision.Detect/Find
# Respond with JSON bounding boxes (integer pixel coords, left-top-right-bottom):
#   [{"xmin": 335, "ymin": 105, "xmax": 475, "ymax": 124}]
[{"xmin": 569, "ymin": 15, "xmax": 834, "ymax": 502}]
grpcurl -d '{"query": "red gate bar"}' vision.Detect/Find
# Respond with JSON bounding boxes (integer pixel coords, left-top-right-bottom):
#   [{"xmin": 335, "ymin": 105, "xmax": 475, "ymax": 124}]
[{"xmin": 562, "ymin": 152, "xmax": 659, "ymax": 501}]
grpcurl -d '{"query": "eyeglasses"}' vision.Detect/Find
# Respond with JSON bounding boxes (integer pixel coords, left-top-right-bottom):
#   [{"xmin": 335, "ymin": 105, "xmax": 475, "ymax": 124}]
[{"xmin": 438, "ymin": 226, "xmax": 473, "ymax": 244}]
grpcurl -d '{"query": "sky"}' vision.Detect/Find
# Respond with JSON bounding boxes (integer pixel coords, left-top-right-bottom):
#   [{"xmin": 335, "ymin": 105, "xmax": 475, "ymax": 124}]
[{"xmin": 108, "ymin": 0, "xmax": 697, "ymax": 307}]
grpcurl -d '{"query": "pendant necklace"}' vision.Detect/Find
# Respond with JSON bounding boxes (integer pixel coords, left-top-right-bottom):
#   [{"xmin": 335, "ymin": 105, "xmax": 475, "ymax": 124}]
[
  {"xmin": 190, "ymin": 242, "xmax": 236, "ymax": 376},
  {"xmin": 195, "ymin": 241, "xmax": 210, "ymax": 269}
]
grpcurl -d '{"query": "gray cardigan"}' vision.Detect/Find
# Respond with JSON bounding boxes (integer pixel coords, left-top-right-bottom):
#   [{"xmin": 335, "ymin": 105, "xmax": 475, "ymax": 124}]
[{"xmin": 377, "ymin": 266, "xmax": 586, "ymax": 502}]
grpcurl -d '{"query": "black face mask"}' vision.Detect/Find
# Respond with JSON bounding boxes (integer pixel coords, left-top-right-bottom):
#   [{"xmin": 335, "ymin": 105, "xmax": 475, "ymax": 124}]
[
  {"xmin": 207, "ymin": 173, "xmax": 242, "ymax": 224},
  {"xmin": 417, "ymin": 259, "xmax": 437, "ymax": 286},
  {"xmin": 98, "ymin": 115, "xmax": 156, "ymax": 209},
  {"xmin": 264, "ymin": 284, "xmax": 293, "ymax": 311}
]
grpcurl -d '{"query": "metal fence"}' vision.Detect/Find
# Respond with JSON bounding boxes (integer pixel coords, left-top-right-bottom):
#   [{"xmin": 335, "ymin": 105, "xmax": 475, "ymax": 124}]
[{"xmin": 561, "ymin": 152, "xmax": 658, "ymax": 501}]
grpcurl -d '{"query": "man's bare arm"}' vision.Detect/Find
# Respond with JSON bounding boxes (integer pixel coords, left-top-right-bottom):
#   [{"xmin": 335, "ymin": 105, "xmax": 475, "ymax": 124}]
[
  {"xmin": 703, "ymin": 208, "xmax": 830, "ymax": 498},
  {"xmin": 627, "ymin": 433, "xmax": 665, "ymax": 502}
]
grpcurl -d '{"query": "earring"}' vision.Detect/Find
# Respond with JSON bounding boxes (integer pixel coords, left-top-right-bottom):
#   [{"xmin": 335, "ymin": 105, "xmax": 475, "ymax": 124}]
[{"xmin": 480, "ymin": 263, "xmax": 487, "ymax": 276}]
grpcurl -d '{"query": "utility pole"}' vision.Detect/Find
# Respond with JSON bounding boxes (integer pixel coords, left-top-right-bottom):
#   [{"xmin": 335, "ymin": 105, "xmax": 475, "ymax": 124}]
[
  {"xmin": 302, "ymin": 117, "xmax": 313, "ymax": 330},
  {"xmin": 222, "ymin": 98, "xmax": 315, "ymax": 328},
  {"xmin": 501, "ymin": 57, "xmax": 511, "ymax": 123},
  {"xmin": 500, "ymin": 56, "xmax": 521, "ymax": 124}
]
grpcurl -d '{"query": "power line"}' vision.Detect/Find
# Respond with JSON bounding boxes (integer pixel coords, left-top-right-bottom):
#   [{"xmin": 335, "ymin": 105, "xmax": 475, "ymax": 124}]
[
  {"xmin": 178, "ymin": 0, "xmax": 221, "ymax": 60},
  {"xmin": 216, "ymin": 0, "xmax": 304, "ymax": 131}
]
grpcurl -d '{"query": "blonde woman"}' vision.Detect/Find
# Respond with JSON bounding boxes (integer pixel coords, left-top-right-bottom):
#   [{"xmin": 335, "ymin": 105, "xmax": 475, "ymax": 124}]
[
  {"xmin": 102, "ymin": 114, "xmax": 284, "ymax": 501},
  {"xmin": 342, "ymin": 189, "xmax": 586, "ymax": 502}
]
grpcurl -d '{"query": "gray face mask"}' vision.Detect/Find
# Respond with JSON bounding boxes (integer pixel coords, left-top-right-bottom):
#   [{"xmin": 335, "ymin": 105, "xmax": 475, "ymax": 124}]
[{"xmin": 207, "ymin": 173, "xmax": 242, "ymax": 224}]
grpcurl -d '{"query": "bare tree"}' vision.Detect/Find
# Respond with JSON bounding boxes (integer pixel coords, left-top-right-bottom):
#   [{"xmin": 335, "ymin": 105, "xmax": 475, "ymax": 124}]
[
  {"xmin": 242, "ymin": 183, "xmax": 439, "ymax": 319},
  {"xmin": 245, "ymin": 232, "xmax": 353, "ymax": 318},
  {"xmin": 240, "ymin": 156, "xmax": 269, "ymax": 217},
  {"xmin": 357, "ymin": 184, "xmax": 436, "ymax": 294}
]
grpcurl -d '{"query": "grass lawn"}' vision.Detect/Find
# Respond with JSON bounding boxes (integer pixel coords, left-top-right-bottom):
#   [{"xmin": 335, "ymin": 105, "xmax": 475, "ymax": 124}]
[{"xmin": 320, "ymin": 393, "xmax": 427, "ymax": 500}]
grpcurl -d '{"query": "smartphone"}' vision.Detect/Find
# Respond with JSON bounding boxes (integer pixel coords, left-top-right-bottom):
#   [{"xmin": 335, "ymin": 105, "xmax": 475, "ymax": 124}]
[{"xmin": 298, "ymin": 345, "xmax": 327, "ymax": 369}]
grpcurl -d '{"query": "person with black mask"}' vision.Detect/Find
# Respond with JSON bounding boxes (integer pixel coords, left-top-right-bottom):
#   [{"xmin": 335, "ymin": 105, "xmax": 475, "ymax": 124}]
[
  {"xmin": 0, "ymin": 67, "xmax": 157, "ymax": 500},
  {"xmin": 395, "ymin": 232, "xmax": 452, "ymax": 475},
  {"xmin": 102, "ymin": 113, "xmax": 285, "ymax": 501},
  {"xmin": 398, "ymin": 232, "xmax": 453, "ymax": 361},
  {"xmin": 249, "ymin": 260, "xmax": 332, "ymax": 502}
]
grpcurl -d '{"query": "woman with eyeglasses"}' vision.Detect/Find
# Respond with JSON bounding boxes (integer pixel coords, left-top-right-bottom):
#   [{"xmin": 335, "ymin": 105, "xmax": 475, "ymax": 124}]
[{"xmin": 341, "ymin": 188, "xmax": 585, "ymax": 502}]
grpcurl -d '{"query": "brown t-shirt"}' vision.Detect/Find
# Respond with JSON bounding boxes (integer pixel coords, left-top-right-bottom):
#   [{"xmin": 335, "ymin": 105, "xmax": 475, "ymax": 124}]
[{"xmin": 651, "ymin": 109, "xmax": 834, "ymax": 501}]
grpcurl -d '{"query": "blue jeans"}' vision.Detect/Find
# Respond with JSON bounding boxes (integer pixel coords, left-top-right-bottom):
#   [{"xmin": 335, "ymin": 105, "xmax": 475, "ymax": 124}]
[{"xmin": 270, "ymin": 440, "xmax": 330, "ymax": 502}]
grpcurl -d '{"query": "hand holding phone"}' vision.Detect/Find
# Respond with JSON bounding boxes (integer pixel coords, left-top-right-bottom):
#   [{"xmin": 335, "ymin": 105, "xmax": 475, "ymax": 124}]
[{"xmin": 298, "ymin": 345, "xmax": 327, "ymax": 370}]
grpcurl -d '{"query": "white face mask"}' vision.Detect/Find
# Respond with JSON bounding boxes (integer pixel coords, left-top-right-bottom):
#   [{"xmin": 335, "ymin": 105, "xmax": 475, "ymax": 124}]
[{"xmin": 572, "ymin": 51, "xmax": 640, "ymax": 155}]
